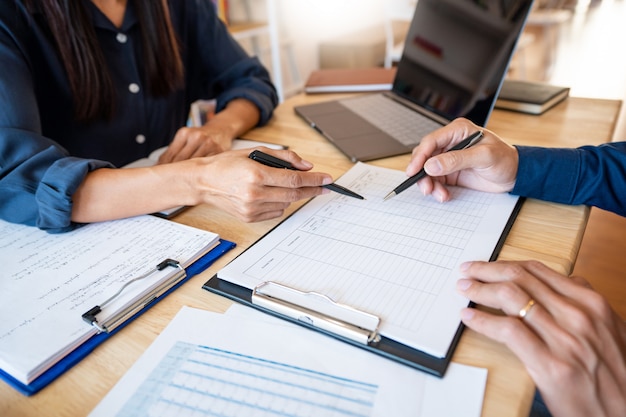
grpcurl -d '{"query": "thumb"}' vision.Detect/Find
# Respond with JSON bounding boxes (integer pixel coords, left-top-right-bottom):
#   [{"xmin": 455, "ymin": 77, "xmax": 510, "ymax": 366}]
[{"xmin": 424, "ymin": 150, "xmax": 469, "ymax": 176}]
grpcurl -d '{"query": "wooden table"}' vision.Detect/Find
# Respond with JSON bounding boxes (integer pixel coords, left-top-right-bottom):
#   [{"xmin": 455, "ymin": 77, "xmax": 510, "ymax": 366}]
[{"xmin": 1, "ymin": 94, "xmax": 620, "ymax": 417}]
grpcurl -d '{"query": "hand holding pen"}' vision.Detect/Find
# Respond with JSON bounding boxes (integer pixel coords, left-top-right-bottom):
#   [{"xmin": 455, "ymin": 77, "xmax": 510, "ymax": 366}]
[
  {"xmin": 396, "ymin": 118, "xmax": 521, "ymax": 202},
  {"xmin": 249, "ymin": 150, "xmax": 364, "ymax": 200},
  {"xmin": 385, "ymin": 131, "xmax": 484, "ymax": 200}
]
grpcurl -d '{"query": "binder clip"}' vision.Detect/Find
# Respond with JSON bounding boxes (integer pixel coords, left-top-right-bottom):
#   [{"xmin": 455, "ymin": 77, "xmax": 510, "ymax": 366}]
[
  {"xmin": 252, "ymin": 281, "xmax": 381, "ymax": 345},
  {"xmin": 81, "ymin": 259, "xmax": 185, "ymax": 333}
]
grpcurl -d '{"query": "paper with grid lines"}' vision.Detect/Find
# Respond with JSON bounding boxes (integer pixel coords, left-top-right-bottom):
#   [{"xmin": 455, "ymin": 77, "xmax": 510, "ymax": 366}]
[
  {"xmin": 89, "ymin": 306, "xmax": 488, "ymax": 417},
  {"xmin": 217, "ymin": 162, "xmax": 519, "ymax": 357}
]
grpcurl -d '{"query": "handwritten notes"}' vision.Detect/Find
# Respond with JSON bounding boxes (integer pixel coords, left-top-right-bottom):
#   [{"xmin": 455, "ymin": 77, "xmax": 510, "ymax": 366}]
[{"xmin": 0, "ymin": 216, "xmax": 218, "ymax": 385}]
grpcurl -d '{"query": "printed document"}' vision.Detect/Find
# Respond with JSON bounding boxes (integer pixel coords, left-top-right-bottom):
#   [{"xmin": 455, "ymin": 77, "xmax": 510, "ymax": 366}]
[
  {"xmin": 216, "ymin": 162, "xmax": 520, "ymax": 358},
  {"xmin": 89, "ymin": 305, "xmax": 488, "ymax": 417}
]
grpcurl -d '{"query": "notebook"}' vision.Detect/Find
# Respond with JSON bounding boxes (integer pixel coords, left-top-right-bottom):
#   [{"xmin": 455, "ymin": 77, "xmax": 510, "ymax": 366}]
[{"xmin": 295, "ymin": 0, "xmax": 534, "ymax": 162}]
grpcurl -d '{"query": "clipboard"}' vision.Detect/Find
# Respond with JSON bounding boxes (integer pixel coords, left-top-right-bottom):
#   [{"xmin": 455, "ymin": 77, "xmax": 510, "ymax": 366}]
[
  {"xmin": 202, "ymin": 162, "xmax": 524, "ymax": 378},
  {"xmin": 203, "ymin": 274, "xmax": 466, "ymax": 377},
  {"xmin": 0, "ymin": 239, "xmax": 235, "ymax": 396}
]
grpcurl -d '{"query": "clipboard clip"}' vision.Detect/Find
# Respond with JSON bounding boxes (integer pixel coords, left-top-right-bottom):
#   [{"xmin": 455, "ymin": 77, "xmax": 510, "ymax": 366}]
[
  {"xmin": 252, "ymin": 281, "xmax": 381, "ymax": 345},
  {"xmin": 81, "ymin": 259, "xmax": 185, "ymax": 333}
]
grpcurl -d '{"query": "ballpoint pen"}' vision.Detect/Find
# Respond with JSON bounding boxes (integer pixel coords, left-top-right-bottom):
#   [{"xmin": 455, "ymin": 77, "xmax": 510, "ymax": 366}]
[
  {"xmin": 383, "ymin": 130, "xmax": 484, "ymax": 201},
  {"xmin": 248, "ymin": 150, "xmax": 365, "ymax": 200}
]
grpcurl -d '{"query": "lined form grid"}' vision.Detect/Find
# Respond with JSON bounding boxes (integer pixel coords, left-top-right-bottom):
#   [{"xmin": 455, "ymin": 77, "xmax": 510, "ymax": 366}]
[
  {"xmin": 116, "ymin": 342, "xmax": 377, "ymax": 417},
  {"xmin": 243, "ymin": 167, "xmax": 499, "ymax": 335}
]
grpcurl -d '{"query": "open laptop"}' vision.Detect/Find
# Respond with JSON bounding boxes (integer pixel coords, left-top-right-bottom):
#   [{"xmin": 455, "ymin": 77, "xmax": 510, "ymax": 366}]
[{"xmin": 295, "ymin": 0, "xmax": 534, "ymax": 162}]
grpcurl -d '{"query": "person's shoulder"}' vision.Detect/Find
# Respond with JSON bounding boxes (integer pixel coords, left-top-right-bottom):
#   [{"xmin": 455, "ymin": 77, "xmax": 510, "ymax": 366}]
[
  {"xmin": 166, "ymin": 0, "xmax": 219, "ymax": 31},
  {"xmin": 168, "ymin": 0, "xmax": 218, "ymax": 18},
  {"xmin": 0, "ymin": 1, "xmax": 39, "ymax": 42}
]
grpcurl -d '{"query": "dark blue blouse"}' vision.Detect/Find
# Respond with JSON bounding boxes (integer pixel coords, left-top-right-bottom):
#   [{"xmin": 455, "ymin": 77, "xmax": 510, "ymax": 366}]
[{"xmin": 0, "ymin": 0, "xmax": 277, "ymax": 232}]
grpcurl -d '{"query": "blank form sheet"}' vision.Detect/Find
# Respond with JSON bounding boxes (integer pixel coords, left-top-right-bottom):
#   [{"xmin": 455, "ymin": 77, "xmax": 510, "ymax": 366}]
[{"xmin": 216, "ymin": 163, "xmax": 520, "ymax": 358}]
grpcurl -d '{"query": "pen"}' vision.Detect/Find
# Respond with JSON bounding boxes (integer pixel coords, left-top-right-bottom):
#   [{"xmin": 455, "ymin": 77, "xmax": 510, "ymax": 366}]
[
  {"xmin": 248, "ymin": 150, "xmax": 365, "ymax": 200},
  {"xmin": 383, "ymin": 130, "xmax": 484, "ymax": 201}
]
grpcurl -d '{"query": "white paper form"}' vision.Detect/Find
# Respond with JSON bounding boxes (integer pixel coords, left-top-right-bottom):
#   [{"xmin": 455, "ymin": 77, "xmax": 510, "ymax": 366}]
[
  {"xmin": 0, "ymin": 216, "xmax": 218, "ymax": 385},
  {"xmin": 89, "ymin": 305, "xmax": 488, "ymax": 417},
  {"xmin": 217, "ymin": 162, "xmax": 520, "ymax": 358}
]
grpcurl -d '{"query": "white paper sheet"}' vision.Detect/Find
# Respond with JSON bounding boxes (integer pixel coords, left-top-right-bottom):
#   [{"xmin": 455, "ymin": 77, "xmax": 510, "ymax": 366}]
[
  {"xmin": 217, "ymin": 162, "xmax": 519, "ymax": 358},
  {"xmin": 0, "ymin": 216, "xmax": 219, "ymax": 384},
  {"xmin": 89, "ymin": 305, "xmax": 488, "ymax": 417}
]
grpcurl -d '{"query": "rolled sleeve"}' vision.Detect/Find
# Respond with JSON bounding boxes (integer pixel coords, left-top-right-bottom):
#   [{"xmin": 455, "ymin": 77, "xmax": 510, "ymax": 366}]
[{"xmin": 0, "ymin": 129, "xmax": 112, "ymax": 233}]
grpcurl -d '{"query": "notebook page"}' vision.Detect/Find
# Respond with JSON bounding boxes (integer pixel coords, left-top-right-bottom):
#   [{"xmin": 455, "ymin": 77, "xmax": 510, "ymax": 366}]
[
  {"xmin": 0, "ymin": 216, "xmax": 218, "ymax": 384},
  {"xmin": 217, "ymin": 163, "xmax": 519, "ymax": 358}
]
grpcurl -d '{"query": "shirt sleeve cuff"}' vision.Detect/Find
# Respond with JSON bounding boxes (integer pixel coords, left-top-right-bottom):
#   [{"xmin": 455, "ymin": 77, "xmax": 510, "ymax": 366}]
[{"xmin": 36, "ymin": 157, "xmax": 113, "ymax": 233}]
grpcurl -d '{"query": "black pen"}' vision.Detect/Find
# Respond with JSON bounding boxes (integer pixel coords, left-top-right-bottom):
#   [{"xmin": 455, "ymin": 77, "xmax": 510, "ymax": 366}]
[
  {"xmin": 383, "ymin": 130, "xmax": 484, "ymax": 201},
  {"xmin": 248, "ymin": 150, "xmax": 365, "ymax": 200}
]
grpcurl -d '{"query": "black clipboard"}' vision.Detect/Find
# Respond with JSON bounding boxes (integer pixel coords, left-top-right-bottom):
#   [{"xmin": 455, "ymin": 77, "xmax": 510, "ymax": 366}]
[{"xmin": 203, "ymin": 196, "xmax": 525, "ymax": 377}]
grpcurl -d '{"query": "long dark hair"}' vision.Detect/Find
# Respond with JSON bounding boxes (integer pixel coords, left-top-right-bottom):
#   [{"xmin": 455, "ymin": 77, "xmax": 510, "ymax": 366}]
[{"xmin": 24, "ymin": 0, "xmax": 184, "ymax": 121}]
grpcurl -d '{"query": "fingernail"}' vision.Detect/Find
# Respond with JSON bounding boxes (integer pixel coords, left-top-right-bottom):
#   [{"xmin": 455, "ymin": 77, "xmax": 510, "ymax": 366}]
[
  {"xmin": 418, "ymin": 181, "xmax": 427, "ymax": 195},
  {"xmin": 460, "ymin": 308, "xmax": 475, "ymax": 322},
  {"xmin": 459, "ymin": 261, "xmax": 471, "ymax": 272},
  {"xmin": 456, "ymin": 279, "xmax": 472, "ymax": 291},
  {"xmin": 424, "ymin": 159, "xmax": 442, "ymax": 175},
  {"xmin": 433, "ymin": 189, "xmax": 445, "ymax": 203},
  {"xmin": 301, "ymin": 160, "xmax": 313, "ymax": 169},
  {"xmin": 322, "ymin": 176, "xmax": 333, "ymax": 185}
]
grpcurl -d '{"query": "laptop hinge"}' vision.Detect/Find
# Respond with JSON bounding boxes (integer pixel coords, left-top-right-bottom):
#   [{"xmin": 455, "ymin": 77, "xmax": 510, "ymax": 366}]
[{"xmin": 382, "ymin": 92, "xmax": 449, "ymax": 126}]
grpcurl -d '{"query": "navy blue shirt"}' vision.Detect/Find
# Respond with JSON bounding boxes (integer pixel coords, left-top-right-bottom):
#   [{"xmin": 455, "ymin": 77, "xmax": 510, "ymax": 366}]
[
  {"xmin": 0, "ymin": 0, "xmax": 277, "ymax": 232},
  {"xmin": 513, "ymin": 143, "xmax": 626, "ymax": 216}
]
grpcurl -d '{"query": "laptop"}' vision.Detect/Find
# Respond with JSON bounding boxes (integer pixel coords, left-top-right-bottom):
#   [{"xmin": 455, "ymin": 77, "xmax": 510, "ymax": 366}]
[{"xmin": 295, "ymin": 0, "xmax": 534, "ymax": 162}]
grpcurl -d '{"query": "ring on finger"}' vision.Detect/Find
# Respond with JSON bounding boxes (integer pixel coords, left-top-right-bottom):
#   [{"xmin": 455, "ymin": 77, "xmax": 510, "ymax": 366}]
[{"xmin": 518, "ymin": 299, "xmax": 536, "ymax": 319}]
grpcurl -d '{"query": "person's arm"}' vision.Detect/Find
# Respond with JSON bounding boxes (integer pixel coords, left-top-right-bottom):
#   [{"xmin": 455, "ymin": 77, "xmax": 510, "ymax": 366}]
[
  {"xmin": 408, "ymin": 117, "xmax": 626, "ymax": 216},
  {"xmin": 513, "ymin": 143, "xmax": 626, "ymax": 216},
  {"xmin": 71, "ymin": 148, "xmax": 332, "ymax": 224},
  {"xmin": 456, "ymin": 260, "xmax": 626, "ymax": 417},
  {"xmin": 158, "ymin": 1, "xmax": 278, "ymax": 163},
  {"xmin": 0, "ymin": 9, "xmax": 113, "ymax": 233}
]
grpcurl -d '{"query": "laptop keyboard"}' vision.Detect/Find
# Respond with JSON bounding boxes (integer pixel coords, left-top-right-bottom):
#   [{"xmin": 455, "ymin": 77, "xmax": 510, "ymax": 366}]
[{"xmin": 339, "ymin": 94, "xmax": 443, "ymax": 146}]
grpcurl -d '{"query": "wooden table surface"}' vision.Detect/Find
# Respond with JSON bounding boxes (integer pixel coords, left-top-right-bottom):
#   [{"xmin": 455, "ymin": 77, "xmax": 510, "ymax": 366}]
[{"xmin": 1, "ymin": 94, "xmax": 620, "ymax": 417}]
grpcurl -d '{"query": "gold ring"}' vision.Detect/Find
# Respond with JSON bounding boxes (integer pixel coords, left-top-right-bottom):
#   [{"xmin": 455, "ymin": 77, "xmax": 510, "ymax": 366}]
[{"xmin": 518, "ymin": 299, "xmax": 536, "ymax": 319}]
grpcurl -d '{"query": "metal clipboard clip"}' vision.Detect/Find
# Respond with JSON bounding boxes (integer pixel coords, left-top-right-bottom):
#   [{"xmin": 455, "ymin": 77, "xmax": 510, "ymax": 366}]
[
  {"xmin": 81, "ymin": 259, "xmax": 185, "ymax": 333},
  {"xmin": 252, "ymin": 281, "xmax": 381, "ymax": 345}
]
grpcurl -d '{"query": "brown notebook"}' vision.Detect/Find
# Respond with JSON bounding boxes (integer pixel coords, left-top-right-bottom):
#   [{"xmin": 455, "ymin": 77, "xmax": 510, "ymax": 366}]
[{"xmin": 304, "ymin": 67, "xmax": 397, "ymax": 94}]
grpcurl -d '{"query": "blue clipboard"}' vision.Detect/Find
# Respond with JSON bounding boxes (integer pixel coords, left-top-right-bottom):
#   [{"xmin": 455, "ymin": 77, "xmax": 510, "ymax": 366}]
[{"xmin": 0, "ymin": 239, "xmax": 235, "ymax": 396}]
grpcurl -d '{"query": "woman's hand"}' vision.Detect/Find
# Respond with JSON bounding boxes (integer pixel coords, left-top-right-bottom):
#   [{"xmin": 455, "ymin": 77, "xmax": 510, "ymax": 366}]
[
  {"xmin": 456, "ymin": 259, "xmax": 626, "ymax": 417},
  {"xmin": 158, "ymin": 124, "xmax": 231, "ymax": 163},
  {"xmin": 72, "ymin": 148, "xmax": 332, "ymax": 224},
  {"xmin": 185, "ymin": 147, "xmax": 333, "ymax": 222},
  {"xmin": 159, "ymin": 98, "xmax": 262, "ymax": 163}
]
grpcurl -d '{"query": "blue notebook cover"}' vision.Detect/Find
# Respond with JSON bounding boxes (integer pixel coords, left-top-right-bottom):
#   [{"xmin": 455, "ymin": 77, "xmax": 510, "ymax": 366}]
[{"xmin": 0, "ymin": 239, "xmax": 235, "ymax": 396}]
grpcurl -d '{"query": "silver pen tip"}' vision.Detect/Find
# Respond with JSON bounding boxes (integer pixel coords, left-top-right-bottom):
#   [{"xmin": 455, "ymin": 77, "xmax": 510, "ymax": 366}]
[{"xmin": 383, "ymin": 191, "xmax": 396, "ymax": 201}]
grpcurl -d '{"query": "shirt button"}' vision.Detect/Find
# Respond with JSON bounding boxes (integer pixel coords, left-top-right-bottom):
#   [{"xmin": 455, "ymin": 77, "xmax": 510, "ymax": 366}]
[
  {"xmin": 135, "ymin": 134, "xmax": 146, "ymax": 144},
  {"xmin": 116, "ymin": 33, "xmax": 128, "ymax": 43},
  {"xmin": 128, "ymin": 83, "xmax": 140, "ymax": 93}
]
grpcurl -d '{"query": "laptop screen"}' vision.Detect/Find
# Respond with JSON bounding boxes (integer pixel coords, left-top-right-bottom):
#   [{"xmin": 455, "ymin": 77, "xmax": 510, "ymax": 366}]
[{"xmin": 393, "ymin": 0, "xmax": 533, "ymax": 125}]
